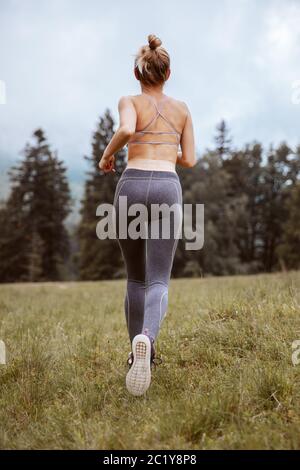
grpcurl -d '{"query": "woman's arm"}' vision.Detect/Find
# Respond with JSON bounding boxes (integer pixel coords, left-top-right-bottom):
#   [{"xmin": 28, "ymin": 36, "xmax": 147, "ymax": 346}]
[
  {"xmin": 99, "ymin": 96, "xmax": 137, "ymax": 173},
  {"xmin": 176, "ymin": 103, "xmax": 197, "ymax": 168}
]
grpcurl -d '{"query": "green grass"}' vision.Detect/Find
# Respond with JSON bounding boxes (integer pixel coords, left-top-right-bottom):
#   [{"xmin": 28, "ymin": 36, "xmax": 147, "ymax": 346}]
[{"xmin": 0, "ymin": 272, "xmax": 300, "ymax": 449}]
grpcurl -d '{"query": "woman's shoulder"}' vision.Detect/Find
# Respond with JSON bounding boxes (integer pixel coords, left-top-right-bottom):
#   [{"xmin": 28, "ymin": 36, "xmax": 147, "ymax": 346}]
[
  {"xmin": 165, "ymin": 95, "xmax": 189, "ymax": 109},
  {"xmin": 118, "ymin": 95, "xmax": 135, "ymax": 104},
  {"xmin": 119, "ymin": 94, "xmax": 142, "ymax": 107},
  {"xmin": 163, "ymin": 96, "xmax": 189, "ymax": 121}
]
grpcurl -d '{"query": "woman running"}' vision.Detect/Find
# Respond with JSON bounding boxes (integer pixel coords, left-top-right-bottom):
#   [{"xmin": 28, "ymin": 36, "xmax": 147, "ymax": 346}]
[{"xmin": 99, "ymin": 34, "xmax": 196, "ymax": 396}]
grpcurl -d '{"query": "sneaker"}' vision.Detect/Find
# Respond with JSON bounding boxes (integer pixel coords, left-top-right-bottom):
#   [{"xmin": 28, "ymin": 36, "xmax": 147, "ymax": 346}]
[
  {"xmin": 126, "ymin": 334, "xmax": 152, "ymax": 396},
  {"xmin": 127, "ymin": 338, "xmax": 162, "ymax": 369}
]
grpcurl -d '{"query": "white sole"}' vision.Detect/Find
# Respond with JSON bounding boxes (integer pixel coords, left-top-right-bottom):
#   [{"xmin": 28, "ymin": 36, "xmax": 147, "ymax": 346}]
[{"xmin": 126, "ymin": 334, "xmax": 151, "ymax": 396}]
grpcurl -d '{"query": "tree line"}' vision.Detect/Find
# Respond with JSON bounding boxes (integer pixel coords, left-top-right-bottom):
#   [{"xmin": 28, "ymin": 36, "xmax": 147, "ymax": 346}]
[{"xmin": 0, "ymin": 111, "xmax": 299, "ymax": 283}]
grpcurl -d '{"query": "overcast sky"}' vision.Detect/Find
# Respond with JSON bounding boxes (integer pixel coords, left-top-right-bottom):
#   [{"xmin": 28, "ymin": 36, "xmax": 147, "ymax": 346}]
[{"xmin": 0, "ymin": 0, "xmax": 300, "ymax": 209}]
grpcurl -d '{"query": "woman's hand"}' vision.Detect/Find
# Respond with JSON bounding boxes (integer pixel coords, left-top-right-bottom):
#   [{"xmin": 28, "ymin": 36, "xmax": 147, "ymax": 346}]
[{"xmin": 99, "ymin": 154, "xmax": 116, "ymax": 174}]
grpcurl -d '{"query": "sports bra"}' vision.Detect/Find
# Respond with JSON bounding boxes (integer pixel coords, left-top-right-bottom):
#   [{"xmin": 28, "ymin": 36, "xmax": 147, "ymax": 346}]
[{"xmin": 127, "ymin": 93, "xmax": 181, "ymax": 147}]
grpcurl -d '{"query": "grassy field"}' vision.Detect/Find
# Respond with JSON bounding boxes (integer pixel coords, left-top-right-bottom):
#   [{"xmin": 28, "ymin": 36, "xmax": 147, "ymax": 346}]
[{"xmin": 0, "ymin": 272, "xmax": 300, "ymax": 450}]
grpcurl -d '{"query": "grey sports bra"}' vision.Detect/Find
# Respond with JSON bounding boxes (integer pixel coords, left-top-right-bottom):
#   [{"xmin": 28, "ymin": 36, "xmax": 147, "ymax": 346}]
[{"xmin": 127, "ymin": 93, "xmax": 181, "ymax": 147}]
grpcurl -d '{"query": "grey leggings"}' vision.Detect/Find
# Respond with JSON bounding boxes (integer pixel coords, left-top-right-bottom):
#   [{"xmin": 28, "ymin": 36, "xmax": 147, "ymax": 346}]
[{"xmin": 114, "ymin": 168, "xmax": 182, "ymax": 343}]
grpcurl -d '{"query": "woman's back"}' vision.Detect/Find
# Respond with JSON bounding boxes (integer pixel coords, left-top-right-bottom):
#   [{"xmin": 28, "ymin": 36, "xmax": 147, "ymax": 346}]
[{"xmin": 127, "ymin": 93, "xmax": 188, "ymax": 164}]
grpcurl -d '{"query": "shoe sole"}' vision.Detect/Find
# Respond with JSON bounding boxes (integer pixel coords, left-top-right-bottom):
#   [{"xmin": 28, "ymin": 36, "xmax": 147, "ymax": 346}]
[{"xmin": 126, "ymin": 334, "xmax": 151, "ymax": 396}]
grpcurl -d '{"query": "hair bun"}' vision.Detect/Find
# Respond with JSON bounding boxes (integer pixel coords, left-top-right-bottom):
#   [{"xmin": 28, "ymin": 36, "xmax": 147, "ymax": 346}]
[{"xmin": 148, "ymin": 34, "xmax": 162, "ymax": 50}]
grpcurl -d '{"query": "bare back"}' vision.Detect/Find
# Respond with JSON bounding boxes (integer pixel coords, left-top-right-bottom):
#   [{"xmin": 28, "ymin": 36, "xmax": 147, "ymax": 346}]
[{"xmin": 127, "ymin": 93, "xmax": 188, "ymax": 164}]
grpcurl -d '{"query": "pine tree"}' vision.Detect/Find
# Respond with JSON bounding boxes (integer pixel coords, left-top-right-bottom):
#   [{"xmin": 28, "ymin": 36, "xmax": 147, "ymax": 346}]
[
  {"xmin": 222, "ymin": 142, "xmax": 263, "ymax": 271},
  {"xmin": 78, "ymin": 110, "xmax": 127, "ymax": 280},
  {"xmin": 260, "ymin": 143, "xmax": 299, "ymax": 271},
  {"xmin": 214, "ymin": 120, "xmax": 232, "ymax": 160},
  {"xmin": 0, "ymin": 129, "xmax": 71, "ymax": 282}
]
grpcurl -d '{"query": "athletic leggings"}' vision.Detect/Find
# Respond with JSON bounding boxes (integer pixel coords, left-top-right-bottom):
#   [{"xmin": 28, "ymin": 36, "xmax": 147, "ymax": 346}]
[{"xmin": 113, "ymin": 168, "xmax": 182, "ymax": 344}]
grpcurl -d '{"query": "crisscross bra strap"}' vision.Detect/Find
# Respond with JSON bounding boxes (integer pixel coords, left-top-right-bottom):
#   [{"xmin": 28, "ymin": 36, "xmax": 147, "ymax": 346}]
[{"xmin": 128, "ymin": 93, "xmax": 181, "ymax": 146}]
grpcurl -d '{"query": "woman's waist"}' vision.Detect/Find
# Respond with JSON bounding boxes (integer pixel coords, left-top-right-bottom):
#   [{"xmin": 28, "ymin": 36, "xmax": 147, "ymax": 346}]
[
  {"xmin": 118, "ymin": 167, "xmax": 180, "ymax": 184},
  {"xmin": 126, "ymin": 157, "xmax": 176, "ymax": 172}
]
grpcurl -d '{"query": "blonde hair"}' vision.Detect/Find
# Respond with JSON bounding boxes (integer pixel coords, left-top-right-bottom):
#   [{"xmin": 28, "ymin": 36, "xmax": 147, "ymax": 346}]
[{"xmin": 134, "ymin": 34, "xmax": 170, "ymax": 86}]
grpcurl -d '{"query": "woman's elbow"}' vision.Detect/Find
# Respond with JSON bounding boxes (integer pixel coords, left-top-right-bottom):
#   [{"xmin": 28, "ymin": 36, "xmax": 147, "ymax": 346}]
[
  {"xmin": 182, "ymin": 154, "xmax": 197, "ymax": 168},
  {"xmin": 187, "ymin": 157, "xmax": 197, "ymax": 168},
  {"xmin": 119, "ymin": 125, "xmax": 135, "ymax": 139}
]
